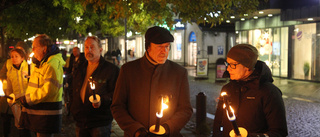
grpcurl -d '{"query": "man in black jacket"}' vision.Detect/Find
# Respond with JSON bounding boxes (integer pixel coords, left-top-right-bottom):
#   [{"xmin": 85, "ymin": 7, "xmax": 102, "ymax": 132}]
[
  {"xmin": 70, "ymin": 36, "xmax": 119, "ymax": 137},
  {"xmin": 65, "ymin": 47, "xmax": 86, "ymax": 114}
]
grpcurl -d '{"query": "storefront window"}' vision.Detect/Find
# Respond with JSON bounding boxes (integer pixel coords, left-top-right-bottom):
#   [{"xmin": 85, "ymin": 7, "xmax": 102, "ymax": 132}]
[
  {"xmin": 292, "ymin": 23, "xmax": 315, "ymax": 80},
  {"xmin": 280, "ymin": 27, "xmax": 288, "ymax": 77},
  {"xmin": 236, "ymin": 31, "xmax": 248, "ymax": 44},
  {"xmin": 252, "ymin": 29, "xmax": 273, "ymax": 68},
  {"xmin": 173, "ymin": 32, "xmax": 182, "ymax": 60}
]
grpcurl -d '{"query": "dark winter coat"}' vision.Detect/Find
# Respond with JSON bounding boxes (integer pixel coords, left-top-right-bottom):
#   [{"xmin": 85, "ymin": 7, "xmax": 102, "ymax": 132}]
[
  {"xmin": 213, "ymin": 61, "xmax": 288, "ymax": 137},
  {"xmin": 70, "ymin": 56, "xmax": 119, "ymax": 129},
  {"xmin": 111, "ymin": 54, "xmax": 193, "ymax": 137}
]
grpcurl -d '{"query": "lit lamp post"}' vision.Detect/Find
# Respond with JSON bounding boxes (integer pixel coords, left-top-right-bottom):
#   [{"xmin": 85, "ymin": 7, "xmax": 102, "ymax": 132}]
[
  {"xmin": 220, "ymin": 92, "xmax": 247, "ymax": 137},
  {"xmin": 27, "ymin": 52, "xmax": 34, "ymax": 82},
  {"xmin": 149, "ymin": 96, "xmax": 169, "ymax": 135}
]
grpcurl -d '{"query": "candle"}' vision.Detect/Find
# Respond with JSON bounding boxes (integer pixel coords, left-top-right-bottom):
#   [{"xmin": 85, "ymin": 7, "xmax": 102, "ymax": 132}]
[
  {"xmin": 155, "ymin": 97, "xmax": 168, "ymax": 132},
  {"xmin": 89, "ymin": 77, "xmax": 97, "ymax": 100},
  {"xmin": 155, "ymin": 117, "xmax": 160, "ymax": 132},
  {"xmin": 226, "ymin": 106, "xmax": 241, "ymax": 136},
  {"xmin": 27, "ymin": 52, "xmax": 34, "ymax": 82},
  {"xmin": 221, "ymin": 92, "xmax": 241, "ymax": 136}
]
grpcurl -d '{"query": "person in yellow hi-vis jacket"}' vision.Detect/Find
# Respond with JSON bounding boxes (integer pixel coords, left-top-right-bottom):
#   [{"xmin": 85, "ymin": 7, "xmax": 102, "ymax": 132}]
[
  {"xmin": 8, "ymin": 34, "xmax": 65, "ymax": 137},
  {"xmin": 6, "ymin": 48, "xmax": 32, "ymax": 137}
]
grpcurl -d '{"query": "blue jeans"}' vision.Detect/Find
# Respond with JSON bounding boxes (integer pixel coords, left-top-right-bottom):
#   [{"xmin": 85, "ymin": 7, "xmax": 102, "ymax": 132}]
[{"xmin": 76, "ymin": 123, "xmax": 112, "ymax": 137}]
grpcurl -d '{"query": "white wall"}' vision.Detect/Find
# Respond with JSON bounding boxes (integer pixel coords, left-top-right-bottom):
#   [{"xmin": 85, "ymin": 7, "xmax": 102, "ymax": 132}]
[{"xmin": 202, "ymin": 32, "xmax": 227, "ymax": 63}]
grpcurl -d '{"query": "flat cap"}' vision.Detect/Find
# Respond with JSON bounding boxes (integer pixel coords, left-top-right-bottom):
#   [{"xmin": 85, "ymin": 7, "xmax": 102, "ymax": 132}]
[{"xmin": 145, "ymin": 26, "xmax": 174, "ymax": 44}]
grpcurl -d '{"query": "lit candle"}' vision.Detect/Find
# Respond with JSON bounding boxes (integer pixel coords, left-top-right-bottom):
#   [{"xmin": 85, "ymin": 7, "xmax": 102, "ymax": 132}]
[
  {"xmin": 226, "ymin": 106, "xmax": 241, "ymax": 136},
  {"xmin": 221, "ymin": 92, "xmax": 241, "ymax": 136},
  {"xmin": 27, "ymin": 52, "xmax": 34, "ymax": 82},
  {"xmin": 155, "ymin": 97, "xmax": 168, "ymax": 132},
  {"xmin": 0, "ymin": 80, "xmax": 13, "ymax": 100},
  {"xmin": 89, "ymin": 77, "xmax": 96, "ymax": 100}
]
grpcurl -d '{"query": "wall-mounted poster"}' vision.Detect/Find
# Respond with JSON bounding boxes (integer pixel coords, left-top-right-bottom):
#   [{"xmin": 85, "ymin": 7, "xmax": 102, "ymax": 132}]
[{"xmin": 196, "ymin": 58, "xmax": 208, "ymax": 76}]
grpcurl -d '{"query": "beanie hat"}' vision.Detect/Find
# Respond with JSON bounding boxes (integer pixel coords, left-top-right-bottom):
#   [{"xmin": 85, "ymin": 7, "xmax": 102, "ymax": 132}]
[
  {"xmin": 145, "ymin": 26, "xmax": 174, "ymax": 50},
  {"xmin": 227, "ymin": 44, "xmax": 258, "ymax": 70}
]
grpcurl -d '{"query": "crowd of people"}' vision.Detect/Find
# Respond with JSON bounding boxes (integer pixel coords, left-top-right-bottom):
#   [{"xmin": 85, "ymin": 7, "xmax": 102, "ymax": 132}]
[{"xmin": 0, "ymin": 26, "xmax": 288, "ymax": 137}]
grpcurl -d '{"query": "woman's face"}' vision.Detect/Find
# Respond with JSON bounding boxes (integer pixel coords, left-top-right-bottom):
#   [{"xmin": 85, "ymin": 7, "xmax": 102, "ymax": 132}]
[{"xmin": 11, "ymin": 51, "xmax": 24, "ymax": 67}]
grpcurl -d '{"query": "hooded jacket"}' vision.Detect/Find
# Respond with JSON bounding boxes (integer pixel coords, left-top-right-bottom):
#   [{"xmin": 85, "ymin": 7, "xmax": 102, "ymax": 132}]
[
  {"xmin": 111, "ymin": 54, "xmax": 193, "ymax": 137},
  {"xmin": 20, "ymin": 48, "xmax": 65, "ymax": 133},
  {"xmin": 213, "ymin": 61, "xmax": 288, "ymax": 137}
]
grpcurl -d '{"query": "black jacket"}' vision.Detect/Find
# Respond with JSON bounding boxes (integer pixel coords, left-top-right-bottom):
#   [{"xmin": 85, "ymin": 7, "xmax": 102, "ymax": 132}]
[
  {"xmin": 66, "ymin": 53, "xmax": 86, "ymax": 75},
  {"xmin": 70, "ymin": 56, "xmax": 119, "ymax": 128},
  {"xmin": 213, "ymin": 61, "xmax": 288, "ymax": 137}
]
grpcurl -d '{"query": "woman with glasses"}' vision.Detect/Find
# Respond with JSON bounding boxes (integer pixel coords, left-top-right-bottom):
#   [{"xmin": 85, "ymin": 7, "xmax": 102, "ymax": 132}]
[{"xmin": 213, "ymin": 44, "xmax": 288, "ymax": 137}]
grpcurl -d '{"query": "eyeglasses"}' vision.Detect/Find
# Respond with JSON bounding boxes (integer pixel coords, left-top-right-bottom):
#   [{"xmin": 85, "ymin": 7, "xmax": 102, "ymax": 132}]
[{"xmin": 224, "ymin": 61, "xmax": 240, "ymax": 69}]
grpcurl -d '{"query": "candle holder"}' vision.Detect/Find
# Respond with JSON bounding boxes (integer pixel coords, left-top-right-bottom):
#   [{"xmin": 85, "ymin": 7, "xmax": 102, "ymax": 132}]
[
  {"xmin": 149, "ymin": 124, "xmax": 166, "ymax": 135},
  {"xmin": 89, "ymin": 94, "xmax": 100, "ymax": 104},
  {"xmin": 229, "ymin": 127, "xmax": 248, "ymax": 137}
]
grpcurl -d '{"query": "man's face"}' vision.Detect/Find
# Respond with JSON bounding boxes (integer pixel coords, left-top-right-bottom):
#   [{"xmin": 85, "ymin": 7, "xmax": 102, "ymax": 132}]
[
  {"xmin": 84, "ymin": 38, "xmax": 102, "ymax": 63},
  {"xmin": 147, "ymin": 42, "xmax": 170, "ymax": 64},
  {"xmin": 226, "ymin": 57, "xmax": 250, "ymax": 80},
  {"xmin": 73, "ymin": 47, "xmax": 80, "ymax": 57},
  {"xmin": 32, "ymin": 38, "xmax": 47, "ymax": 61}
]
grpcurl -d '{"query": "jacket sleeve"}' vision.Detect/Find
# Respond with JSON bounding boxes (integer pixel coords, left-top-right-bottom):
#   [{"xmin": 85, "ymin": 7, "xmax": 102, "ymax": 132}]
[
  {"xmin": 163, "ymin": 70, "xmax": 193, "ymax": 136},
  {"xmin": 26, "ymin": 63, "xmax": 62, "ymax": 105},
  {"xmin": 0, "ymin": 60, "xmax": 7, "ymax": 80},
  {"xmin": 111, "ymin": 67, "xmax": 145, "ymax": 136},
  {"xmin": 251, "ymin": 84, "xmax": 288, "ymax": 137},
  {"xmin": 212, "ymin": 89, "xmax": 224, "ymax": 137}
]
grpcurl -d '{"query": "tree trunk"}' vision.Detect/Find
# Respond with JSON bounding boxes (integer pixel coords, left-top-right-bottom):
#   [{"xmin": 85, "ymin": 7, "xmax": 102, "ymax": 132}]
[{"xmin": 0, "ymin": 27, "xmax": 4, "ymax": 58}]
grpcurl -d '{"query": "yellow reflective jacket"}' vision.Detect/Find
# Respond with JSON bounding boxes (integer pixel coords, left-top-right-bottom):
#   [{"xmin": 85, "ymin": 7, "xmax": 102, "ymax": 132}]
[
  {"xmin": 25, "ymin": 53, "xmax": 65, "ymax": 104},
  {"xmin": 21, "ymin": 53, "xmax": 65, "ymax": 133},
  {"xmin": 6, "ymin": 60, "xmax": 29, "ymax": 97}
]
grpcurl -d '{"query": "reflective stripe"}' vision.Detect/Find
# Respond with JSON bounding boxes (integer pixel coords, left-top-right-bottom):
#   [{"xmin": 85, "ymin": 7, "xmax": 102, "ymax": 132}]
[
  {"xmin": 22, "ymin": 107, "xmax": 62, "ymax": 115},
  {"xmin": 28, "ymin": 82, "xmax": 38, "ymax": 88},
  {"xmin": 28, "ymin": 78, "xmax": 62, "ymax": 89},
  {"xmin": 44, "ymin": 78, "xmax": 63, "ymax": 89}
]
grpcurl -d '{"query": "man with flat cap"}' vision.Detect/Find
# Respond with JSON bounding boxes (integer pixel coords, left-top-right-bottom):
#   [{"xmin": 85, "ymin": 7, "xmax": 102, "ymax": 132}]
[{"xmin": 111, "ymin": 26, "xmax": 193, "ymax": 137}]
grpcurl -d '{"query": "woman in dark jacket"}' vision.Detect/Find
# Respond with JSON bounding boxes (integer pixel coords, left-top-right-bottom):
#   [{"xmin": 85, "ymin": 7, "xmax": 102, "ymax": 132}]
[{"xmin": 213, "ymin": 44, "xmax": 288, "ymax": 137}]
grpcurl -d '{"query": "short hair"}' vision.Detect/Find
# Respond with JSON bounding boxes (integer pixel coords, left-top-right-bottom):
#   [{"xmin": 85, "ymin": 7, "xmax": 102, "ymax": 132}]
[
  {"xmin": 35, "ymin": 34, "xmax": 53, "ymax": 47},
  {"xmin": 85, "ymin": 36, "xmax": 102, "ymax": 48},
  {"xmin": 10, "ymin": 48, "xmax": 26, "ymax": 59}
]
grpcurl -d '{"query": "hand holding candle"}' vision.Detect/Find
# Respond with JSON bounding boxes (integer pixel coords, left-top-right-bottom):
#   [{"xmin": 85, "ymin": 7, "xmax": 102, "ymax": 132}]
[
  {"xmin": 88, "ymin": 77, "xmax": 100, "ymax": 108},
  {"xmin": 220, "ymin": 92, "xmax": 247, "ymax": 137}
]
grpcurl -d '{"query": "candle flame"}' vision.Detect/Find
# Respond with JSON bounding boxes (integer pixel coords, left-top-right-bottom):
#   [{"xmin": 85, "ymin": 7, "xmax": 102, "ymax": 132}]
[
  {"xmin": 226, "ymin": 106, "xmax": 236, "ymax": 121},
  {"xmin": 221, "ymin": 92, "xmax": 227, "ymax": 97},
  {"xmin": 89, "ymin": 81, "xmax": 95, "ymax": 90},
  {"xmin": 27, "ymin": 52, "xmax": 34, "ymax": 64},
  {"xmin": 0, "ymin": 80, "xmax": 5, "ymax": 96},
  {"xmin": 89, "ymin": 76, "xmax": 95, "ymax": 90},
  {"xmin": 29, "ymin": 52, "xmax": 34, "ymax": 58},
  {"xmin": 156, "ymin": 97, "xmax": 169, "ymax": 118}
]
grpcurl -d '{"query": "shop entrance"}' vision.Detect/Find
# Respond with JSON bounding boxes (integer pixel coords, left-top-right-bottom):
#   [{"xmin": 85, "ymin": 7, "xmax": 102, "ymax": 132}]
[
  {"xmin": 188, "ymin": 31, "xmax": 197, "ymax": 66},
  {"xmin": 188, "ymin": 42, "xmax": 197, "ymax": 66}
]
